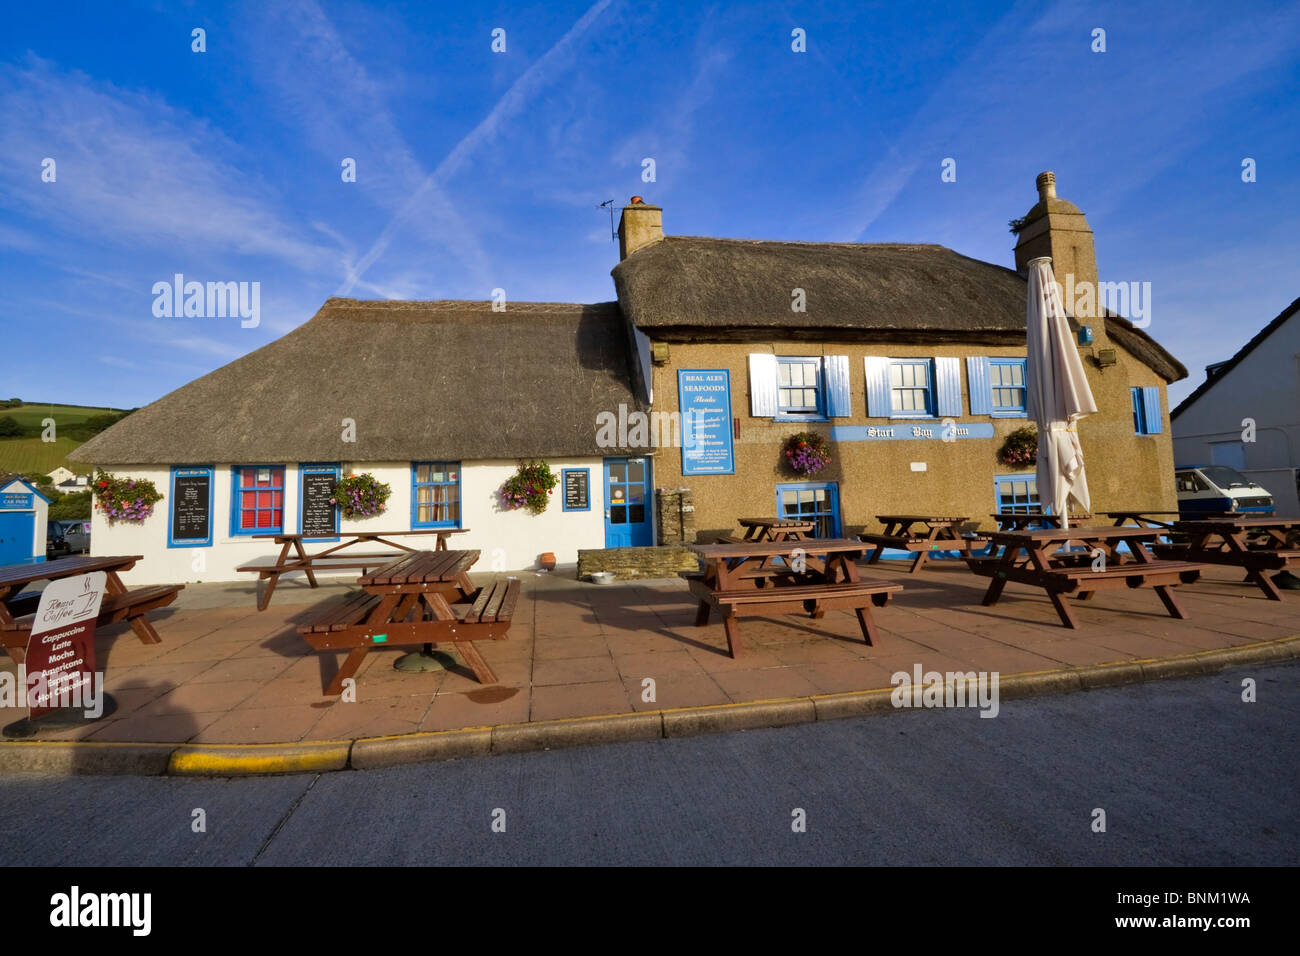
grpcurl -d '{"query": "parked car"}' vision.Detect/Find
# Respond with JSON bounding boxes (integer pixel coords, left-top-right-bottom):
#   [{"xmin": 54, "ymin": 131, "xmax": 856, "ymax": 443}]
[
  {"xmin": 57, "ymin": 520, "xmax": 91, "ymax": 554},
  {"xmin": 46, "ymin": 521, "xmax": 68, "ymax": 557},
  {"xmin": 1175, "ymin": 465, "xmax": 1275, "ymax": 517}
]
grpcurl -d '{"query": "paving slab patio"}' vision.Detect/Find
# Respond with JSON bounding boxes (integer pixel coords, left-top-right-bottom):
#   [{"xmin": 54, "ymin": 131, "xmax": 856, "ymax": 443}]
[{"xmin": 3, "ymin": 561, "xmax": 1297, "ymax": 744}]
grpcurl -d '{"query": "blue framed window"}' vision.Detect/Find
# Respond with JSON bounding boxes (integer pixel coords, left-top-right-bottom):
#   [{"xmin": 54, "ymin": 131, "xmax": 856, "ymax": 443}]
[
  {"xmin": 776, "ymin": 357, "xmax": 824, "ymax": 418},
  {"xmin": 168, "ymin": 466, "xmax": 213, "ymax": 547},
  {"xmin": 994, "ymin": 474, "xmax": 1041, "ymax": 514},
  {"xmin": 776, "ymin": 482, "xmax": 841, "ymax": 538},
  {"xmin": 1131, "ymin": 386, "xmax": 1163, "ymax": 435},
  {"xmin": 888, "ymin": 359, "xmax": 934, "ymax": 417},
  {"xmin": 989, "ymin": 359, "xmax": 1027, "ymax": 414},
  {"xmin": 412, "ymin": 462, "xmax": 460, "ymax": 528},
  {"xmin": 231, "ymin": 465, "xmax": 285, "ymax": 535}
]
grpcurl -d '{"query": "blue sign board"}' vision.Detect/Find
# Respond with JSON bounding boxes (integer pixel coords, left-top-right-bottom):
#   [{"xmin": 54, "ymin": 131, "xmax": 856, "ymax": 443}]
[
  {"xmin": 678, "ymin": 369, "xmax": 735, "ymax": 476},
  {"xmin": 0, "ymin": 493, "xmax": 34, "ymax": 509},
  {"xmin": 831, "ymin": 422, "xmax": 996, "ymax": 442}
]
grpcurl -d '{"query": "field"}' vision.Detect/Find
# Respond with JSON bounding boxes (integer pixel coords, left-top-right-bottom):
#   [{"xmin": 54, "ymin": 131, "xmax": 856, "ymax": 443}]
[{"xmin": 0, "ymin": 403, "xmax": 127, "ymax": 477}]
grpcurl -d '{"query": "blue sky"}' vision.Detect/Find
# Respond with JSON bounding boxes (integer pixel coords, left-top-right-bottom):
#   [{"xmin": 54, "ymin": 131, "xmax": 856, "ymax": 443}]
[{"xmin": 2, "ymin": 0, "xmax": 1297, "ymax": 410}]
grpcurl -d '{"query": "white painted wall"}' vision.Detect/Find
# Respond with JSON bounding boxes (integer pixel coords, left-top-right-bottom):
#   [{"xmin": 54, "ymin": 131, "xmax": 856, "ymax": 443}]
[
  {"xmin": 90, "ymin": 459, "xmax": 610, "ymax": 585},
  {"xmin": 1172, "ymin": 310, "xmax": 1300, "ymax": 515}
]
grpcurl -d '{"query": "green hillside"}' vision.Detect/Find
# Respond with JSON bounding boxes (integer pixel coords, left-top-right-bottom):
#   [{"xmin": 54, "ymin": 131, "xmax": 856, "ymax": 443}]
[{"xmin": 0, "ymin": 402, "xmax": 129, "ymax": 478}]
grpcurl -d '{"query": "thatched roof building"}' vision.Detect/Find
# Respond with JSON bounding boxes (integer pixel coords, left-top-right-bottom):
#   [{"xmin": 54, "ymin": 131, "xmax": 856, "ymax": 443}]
[
  {"xmin": 611, "ymin": 235, "xmax": 1185, "ymax": 382},
  {"xmin": 72, "ymin": 300, "xmax": 643, "ymax": 465}
]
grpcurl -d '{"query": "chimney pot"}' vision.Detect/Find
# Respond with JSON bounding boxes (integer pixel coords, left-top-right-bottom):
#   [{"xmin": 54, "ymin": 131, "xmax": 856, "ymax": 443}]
[
  {"xmin": 1036, "ymin": 171, "xmax": 1057, "ymax": 201},
  {"xmin": 630, "ymin": 195, "xmax": 644, "ymax": 204}
]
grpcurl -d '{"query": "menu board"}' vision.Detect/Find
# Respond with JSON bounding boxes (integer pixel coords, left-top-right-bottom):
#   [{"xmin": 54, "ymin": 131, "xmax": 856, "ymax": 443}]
[
  {"xmin": 563, "ymin": 469, "xmax": 589, "ymax": 511},
  {"xmin": 301, "ymin": 469, "xmax": 339, "ymax": 537},
  {"xmin": 171, "ymin": 469, "xmax": 211, "ymax": 545},
  {"xmin": 678, "ymin": 369, "xmax": 735, "ymax": 475}
]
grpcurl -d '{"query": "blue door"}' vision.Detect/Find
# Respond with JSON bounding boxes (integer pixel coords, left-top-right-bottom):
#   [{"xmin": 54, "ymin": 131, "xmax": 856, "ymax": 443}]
[
  {"xmin": 0, "ymin": 511, "xmax": 36, "ymax": 564},
  {"xmin": 604, "ymin": 457, "xmax": 653, "ymax": 547}
]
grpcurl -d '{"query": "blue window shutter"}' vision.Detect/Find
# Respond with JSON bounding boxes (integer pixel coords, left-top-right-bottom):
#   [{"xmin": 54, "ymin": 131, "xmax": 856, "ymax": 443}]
[
  {"xmin": 966, "ymin": 356, "xmax": 991, "ymax": 415},
  {"xmin": 864, "ymin": 356, "xmax": 890, "ymax": 417},
  {"xmin": 935, "ymin": 357, "xmax": 962, "ymax": 417},
  {"xmin": 1131, "ymin": 388, "xmax": 1143, "ymax": 433},
  {"xmin": 748, "ymin": 353, "xmax": 778, "ymax": 417},
  {"xmin": 1142, "ymin": 386, "xmax": 1163, "ymax": 434},
  {"xmin": 823, "ymin": 355, "xmax": 851, "ymax": 417}
]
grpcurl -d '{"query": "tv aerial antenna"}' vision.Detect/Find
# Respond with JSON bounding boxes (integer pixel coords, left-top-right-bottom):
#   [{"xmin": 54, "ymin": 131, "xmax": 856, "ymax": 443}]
[{"xmin": 598, "ymin": 199, "xmax": 617, "ymax": 243}]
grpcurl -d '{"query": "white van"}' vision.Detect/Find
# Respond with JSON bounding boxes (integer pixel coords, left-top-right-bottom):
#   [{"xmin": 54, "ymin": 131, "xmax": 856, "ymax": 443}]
[{"xmin": 1174, "ymin": 465, "xmax": 1275, "ymax": 517}]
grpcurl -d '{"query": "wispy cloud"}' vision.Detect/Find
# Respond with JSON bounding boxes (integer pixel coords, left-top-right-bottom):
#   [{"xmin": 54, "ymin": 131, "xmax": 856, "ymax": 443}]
[
  {"xmin": 0, "ymin": 57, "xmax": 339, "ymax": 274},
  {"xmin": 337, "ymin": 0, "xmax": 617, "ymax": 294}
]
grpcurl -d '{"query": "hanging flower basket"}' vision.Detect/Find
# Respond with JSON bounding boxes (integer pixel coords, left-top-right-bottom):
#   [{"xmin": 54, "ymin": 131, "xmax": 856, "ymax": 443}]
[
  {"xmin": 500, "ymin": 460, "xmax": 558, "ymax": 514},
  {"xmin": 997, "ymin": 426, "xmax": 1038, "ymax": 468},
  {"xmin": 93, "ymin": 472, "xmax": 163, "ymax": 524},
  {"xmin": 331, "ymin": 473, "xmax": 391, "ymax": 519},
  {"xmin": 782, "ymin": 432, "xmax": 832, "ymax": 476}
]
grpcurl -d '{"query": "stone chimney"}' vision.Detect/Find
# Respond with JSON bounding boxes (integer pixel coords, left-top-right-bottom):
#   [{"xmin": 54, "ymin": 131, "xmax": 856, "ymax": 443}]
[
  {"xmin": 1012, "ymin": 171, "xmax": 1098, "ymax": 294},
  {"xmin": 618, "ymin": 196, "xmax": 664, "ymax": 260}
]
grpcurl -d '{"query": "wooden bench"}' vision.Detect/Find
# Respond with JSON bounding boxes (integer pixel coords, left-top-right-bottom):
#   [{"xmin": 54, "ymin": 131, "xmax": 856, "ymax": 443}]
[
  {"xmin": 861, "ymin": 515, "xmax": 988, "ymax": 573},
  {"xmin": 297, "ymin": 577, "xmax": 520, "ymax": 695},
  {"xmin": 966, "ymin": 556, "xmax": 1202, "ymax": 627},
  {"xmin": 1, "ymin": 583, "xmax": 184, "ymax": 662},
  {"xmin": 689, "ymin": 578, "xmax": 903, "ymax": 654}
]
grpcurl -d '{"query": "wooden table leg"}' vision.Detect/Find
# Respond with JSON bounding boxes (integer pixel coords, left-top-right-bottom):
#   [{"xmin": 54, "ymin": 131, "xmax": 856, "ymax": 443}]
[
  {"xmin": 1153, "ymin": 585, "xmax": 1189, "ymax": 619},
  {"xmin": 722, "ymin": 609, "xmax": 741, "ymax": 658},
  {"xmin": 695, "ymin": 601, "xmax": 711, "ymax": 626},
  {"xmin": 106, "ymin": 570, "xmax": 163, "ymax": 645},
  {"xmin": 456, "ymin": 640, "xmax": 498, "ymax": 684},
  {"xmin": 1047, "ymin": 590, "xmax": 1080, "ymax": 628},
  {"xmin": 296, "ymin": 538, "xmax": 319, "ymax": 589},
  {"xmin": 326, "ymin": 646, "xmax": 371, "ymax": 696},
  {"xmin": 854, "ymin": 605, "xmax": 878, "ymax": 646},
  {"xmin": 1245, "ymin": 570, "xmax": 1284, "ymax": 601}
]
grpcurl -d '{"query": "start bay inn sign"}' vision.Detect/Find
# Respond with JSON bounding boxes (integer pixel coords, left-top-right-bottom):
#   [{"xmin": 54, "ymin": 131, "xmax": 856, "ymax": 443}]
[{"xmin": 831, "ymin": 421, "xmax": 995, "ymax": 442}]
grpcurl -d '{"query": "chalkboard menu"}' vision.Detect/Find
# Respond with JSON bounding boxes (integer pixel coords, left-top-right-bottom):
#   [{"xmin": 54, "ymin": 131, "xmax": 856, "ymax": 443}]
[
  {"xmin": 171, "ymin": 468, "xmax": 212, "ymax": 545},
  {"xmin": 562, "ymin": 469, "xmax": 590, "ymax": 512},
  {"xmin": 301, "ymin": 469, "xmax": 339, "ymax": 538}
]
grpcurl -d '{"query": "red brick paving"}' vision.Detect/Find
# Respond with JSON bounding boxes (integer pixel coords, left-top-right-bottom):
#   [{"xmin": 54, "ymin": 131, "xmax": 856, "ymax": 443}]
[{"xmin": 2, "ymin": 562, "xmax": 1295, "ymax": 743}]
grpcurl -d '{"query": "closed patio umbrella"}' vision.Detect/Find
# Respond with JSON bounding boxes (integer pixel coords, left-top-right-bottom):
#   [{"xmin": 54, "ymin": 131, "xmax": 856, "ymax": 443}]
[{"xmin": 1025, "ymin": 257, "xmax": 1097, "ymax": 529}]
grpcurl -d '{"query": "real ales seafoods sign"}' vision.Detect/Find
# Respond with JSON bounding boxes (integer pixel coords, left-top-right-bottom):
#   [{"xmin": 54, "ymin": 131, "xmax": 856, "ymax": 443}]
[{"xmin": 678, "ymin": 369, "xmax": 735, "ymax": 476}]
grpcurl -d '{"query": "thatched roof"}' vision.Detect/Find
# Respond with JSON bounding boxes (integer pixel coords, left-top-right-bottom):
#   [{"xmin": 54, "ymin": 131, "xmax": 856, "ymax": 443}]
[
  {"xmin": 611, "ymin": 236, "xmax": 1185, "ymax": 380},
  {"xmin": 72, "ymin": 300, "xmax": 644, "ymax": 465}
]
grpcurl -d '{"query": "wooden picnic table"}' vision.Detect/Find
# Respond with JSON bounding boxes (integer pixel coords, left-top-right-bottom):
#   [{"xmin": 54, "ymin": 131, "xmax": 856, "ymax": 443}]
[
  {"xmin": 1103, "ymin": 511, "xmax": 1183, "ymax": 530},
  {"xmin": 967, "ymin": 526, "xmax": 1206, "ymax": 629},
  {"xmin": 861, "ymin": 514, "xmax": 988, "ymax": 573},
  {"xmin": 1157, "ymin": 517, "xmax": 1300, "ymax": 601},
  {"xmin": 296, "ymin": 549, "xmax": 519, "ymax": 695},
  {"xmin": 990, "ymin": 512, "xmax": 1092, "ymax": 532},
  {"xmin": 684, "ymin": 538, "xmax": 902, "ymax": 657},
  {"xmin": 0, "ymin": 555, "xmax": 183, "ymax": 663},
  {"xmin": 735, "ymin": 517, "xmax": 815, "ymax": 542},
  {"xmin": 239, "ymin": 528, "xmax": 470, "ymax": 610}
]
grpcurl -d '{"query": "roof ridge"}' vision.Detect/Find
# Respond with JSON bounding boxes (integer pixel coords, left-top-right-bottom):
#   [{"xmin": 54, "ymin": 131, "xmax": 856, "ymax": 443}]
[{"xmin": 664, "ymin": 236, "xmax": 951, "ymax": 251}]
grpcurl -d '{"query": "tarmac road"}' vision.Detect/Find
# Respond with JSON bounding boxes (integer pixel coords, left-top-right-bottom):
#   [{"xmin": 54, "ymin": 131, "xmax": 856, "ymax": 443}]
[{"xmin": 0, "ymin": 661, "xmax": 1295, "ymax": 866}]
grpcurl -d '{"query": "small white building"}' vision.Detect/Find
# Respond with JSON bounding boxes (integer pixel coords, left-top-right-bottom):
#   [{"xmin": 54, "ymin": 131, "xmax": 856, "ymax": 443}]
[
  {"xmin": 70, "ymin": 301, "xmax": 649, "ymax": 585},
  {"xmin": 47, "ymin": 466, "xmax": 78, "ymax": 486},
  {"xmin": 1171, "ymin": 296, "xmax": 1300, "ymax": 515},
  {"xmin": 0, "ymin": 477, "xmax": 51, "ymax": 565}
]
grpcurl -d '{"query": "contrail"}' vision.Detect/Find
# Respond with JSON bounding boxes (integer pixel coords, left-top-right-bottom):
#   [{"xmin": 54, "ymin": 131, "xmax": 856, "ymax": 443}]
[{"xmin": 338, "ymin": 0, "xmax": 615, "ymax": 295}]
